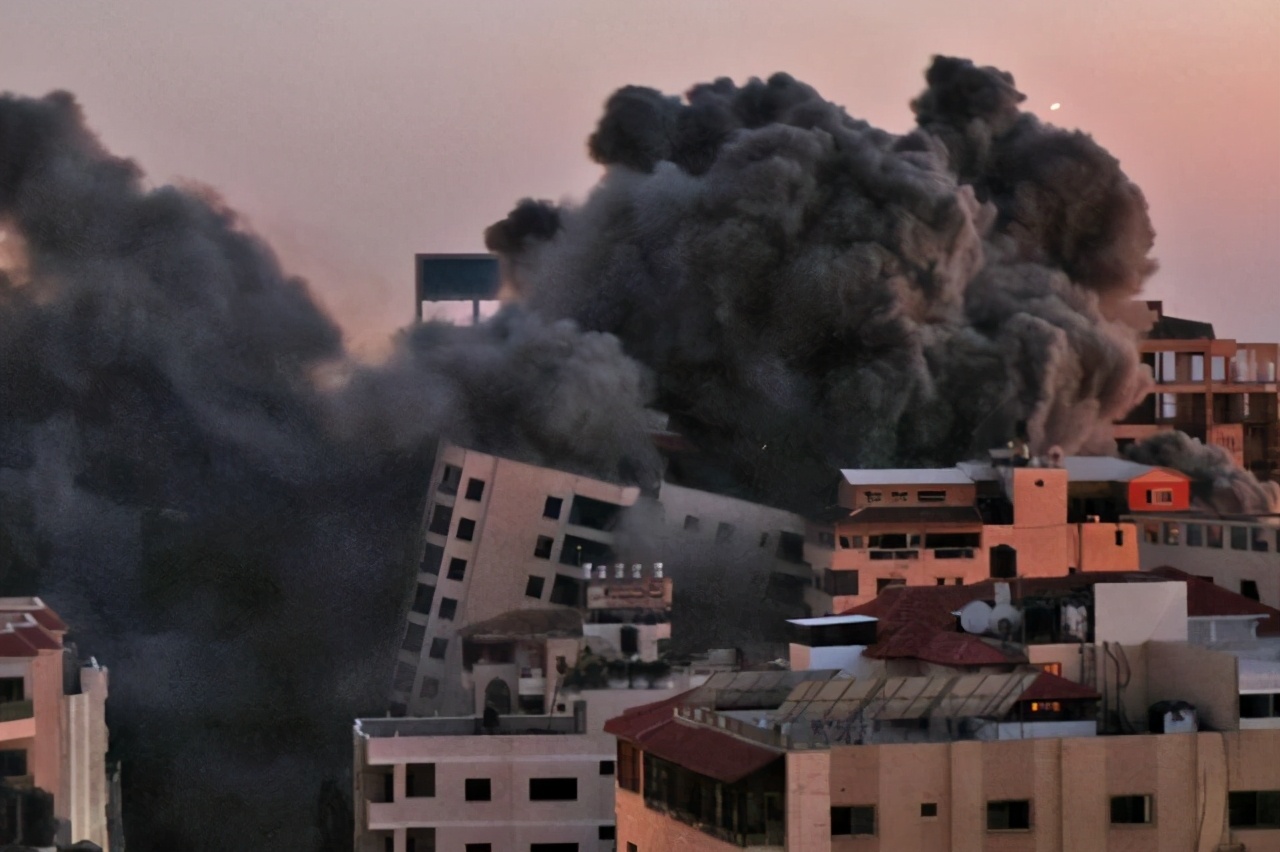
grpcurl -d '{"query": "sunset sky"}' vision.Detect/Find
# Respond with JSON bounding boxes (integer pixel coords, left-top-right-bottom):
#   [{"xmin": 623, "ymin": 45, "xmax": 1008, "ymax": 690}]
[{"xmin": 4, "ymin": 0, "xmax": 1278, "ymax": 351}]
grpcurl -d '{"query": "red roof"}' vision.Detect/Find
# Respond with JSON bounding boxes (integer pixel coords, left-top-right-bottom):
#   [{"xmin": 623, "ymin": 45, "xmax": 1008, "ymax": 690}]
[
  {"xmin": 14, "ymin": 622, "xmax": 61, "ymax": 650},
  {"xmin": 865, "ymin": 621, "xmax": 1024, "ymax": 666},
  {"xmin": 605, "ymin": 690, "xmax": 783, "ymax": 784},
  {"xmin": 0, "ymin": 631, "xmax": 38, "ymax": 659},
  {"xmin": 1151, "ymin": 567, "xmax": 1280, "ymax": 635},
  {"xmin": 1018, "ymin": 671, "xmax": 1100, "ymax": 703}
]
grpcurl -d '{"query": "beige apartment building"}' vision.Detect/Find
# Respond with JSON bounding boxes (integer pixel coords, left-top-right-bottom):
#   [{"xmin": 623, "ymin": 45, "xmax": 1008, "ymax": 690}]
[
  {"xmin": 1117, "ymin": 302, "xmax": 1280, "ymax": 480},
  {"xmin": 0, "ymin": 597, "xmax": 111, "ymax": 849},
  {"xmin": 804, "ymin": 458, "xmax": 1191, "ymax": 615}
]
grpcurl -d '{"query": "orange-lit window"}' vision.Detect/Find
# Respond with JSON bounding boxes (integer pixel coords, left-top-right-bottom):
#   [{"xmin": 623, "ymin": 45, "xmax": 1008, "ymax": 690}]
[
  {"xmin": 1036, "ymin": 663, "xmax": 1062, "ymax": 677},
  {"xmin": 1029, "ymin": 701, "xmax": 1061, "ymax": 713}
]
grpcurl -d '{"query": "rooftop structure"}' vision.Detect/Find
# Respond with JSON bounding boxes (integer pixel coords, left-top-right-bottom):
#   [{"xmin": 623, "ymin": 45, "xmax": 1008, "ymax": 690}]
[{"xmin": 414, "ymin": 253, "xmax": 500, "ymax": 324}]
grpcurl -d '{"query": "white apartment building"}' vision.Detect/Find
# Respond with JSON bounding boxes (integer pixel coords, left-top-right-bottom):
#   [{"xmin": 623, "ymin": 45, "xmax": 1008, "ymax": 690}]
[{"xmin": 1127, "ymin": 511, "xmax": 1280, "ymax": 607}]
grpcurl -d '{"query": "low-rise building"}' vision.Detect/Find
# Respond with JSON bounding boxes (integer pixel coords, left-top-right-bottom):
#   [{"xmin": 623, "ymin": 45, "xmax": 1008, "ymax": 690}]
[{"xmin": 1127, "ymin": 511, "xmax": 1280, "ymax": 607}]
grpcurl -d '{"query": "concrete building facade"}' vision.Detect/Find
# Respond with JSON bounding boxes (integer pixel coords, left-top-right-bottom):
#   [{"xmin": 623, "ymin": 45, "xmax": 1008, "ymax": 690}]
[
  {"xmin": 1127, "ymin": 511, "xmax": 1280, "ymax": 608},
  {"xmin": 0, "ymin": 597, "xmax": 110, "ymax": 849}
]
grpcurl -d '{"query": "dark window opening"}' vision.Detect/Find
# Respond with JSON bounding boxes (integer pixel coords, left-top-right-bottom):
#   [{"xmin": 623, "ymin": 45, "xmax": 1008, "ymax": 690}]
[
  {"xmin": 549, "ymin": 574, "xmax": 583, "ymax": 607},
  {"xmin": 1186, "ymin": 524, "xmax": 1202, "ymax": 546},
  {"xmin": 620, "ymin": 625, "xmax": 639, "ymax": 655},
  {"xmin": 419, "ymin": 677, "xmax": 439, "ymax": 699},
  {"xmin": 529, "ymin": 777, "xmax": 578, "ymax": 801},
  {"xmin": 918, "ymin": 490, "xmax": 946, "ymax": 503},
  {"xmin": 599, "ymin": 760, "xmax": 615, "ymax": 776},
  {"xmin": 925, "ymin": 533, "xmax": 981, "ymax": 549},
  {"xmin": 1207, "ymin": 524, "xmax": 1224, "ymax": 548},
  {"xmin": 776, "ymin": 531, "xmax": 805, "ymax": 563},
  {"xmin": 465, "ymin": 778, "xmax": 491, "ymax": 802},
  {"xmin": 1110, "ymin": 794, "xmax": 1153, "ymax": 824},
  {"xmin": 989, "ymin": 545, "xmax": 1018, "ymax": 579},
  {"xmin": 465, "ymin": 845, "xmax": 492, "ymax": 852},
  {"xmin": 439, "ymin": 464, "xmax": 461, "ymax": 495},
  {"xmin": 716, "ymin": 522, "xmax": 734, "ymax": 544},
  {"xmin": 405, "ymin": 763, "xmax": 435, "ymax": 797},
  {"xmin": 1229, "ymin": 790, "xmax": 1280, "ymax": 828},
  {"xmin": 684, "ymin": 515, "xmax": 700, "ymax": 532},
  {"xmin": 921, "ymin": 802, "xmax": 938, "ymax": 818},
  {"xmin": 402, "ymin": 623, "xmax": 426, "ymax": 653},
  {"xmin": 464, "ymin": 478, "xmax": 485, "ymax": 501},
  {"xmin": 1231, "ymin": 526, "xmax": 1249, "ymax": 550},
  {"xmin": 428, "ymin": 638, "xmax": 448, "ymax": 660},
  {"xmin": 544, "ymin": 496, "xmax": 564, "ymax": 519},
  {"xmin": 598, "ymin": 825, "xmax": 615, "ymax": 840},
  {"xmin": 877, "ymin": 578, "xmax": 905, "ymax": 593},
  {"xmin": 617, "ymin": 741, "xmax": 640, "ymax": 792},
  {"xmin": 438, "ymin": 598, "xmax": 458, "ymax": 620},
  {"xmin": 421, "ymin": 543, "xmax": 444, "ymax": 576},
  {"xmin": 831, "ymin": 805, "xmax": 876, "ymax": 836},
  {"xmin": 405, "ymin": 828, "xmax": 434, "ymax": 852},
  {"xmin": 823, "ymin": 569, "xmax": 859, "ymax": 597},
  {"xmin": 1240, "ymin": 693, "xmax": 1278, "ymax": 719},
  {"xmin": 411, "ymin": 584, "xmax": 436, "ymax": 615},
  {"xmin": 559, "ymin": 534, "xmax": 611, "ymax": 567},
  {"xmin": 534, "ymin": 535, "xmax": 554, "ymax": 559},
  {"xmin": 1115, "ymin": 529, "xmax": 1126, "ymax": 547},
  {"xmin": 456, "ymin": 517, "xmax": 476, "ymax": 541},
  {"xmin": 569, "ymin": 495, "xmax": 624, "ymax": 531},
  {"xmin": 428, "ymin": 504, "xmax": 453, "ymax": 536},
  {"xmin": 1241, "ymin": 580, "xmax": 1261, "ymax": 601},
  {"xmin": 525, "ymin": 575, "xmax": 546, "ymax": 599},
  {"xmin": 987, "ymin": 799, "xmax": 1032, "ymax": 830},
  {"xmin": 530, "ymin": 845, "xmax": 579, "ymax": 852},
  {"xmin": 447, "ymin": 557, "xmax": 467, "ymax": 581}
]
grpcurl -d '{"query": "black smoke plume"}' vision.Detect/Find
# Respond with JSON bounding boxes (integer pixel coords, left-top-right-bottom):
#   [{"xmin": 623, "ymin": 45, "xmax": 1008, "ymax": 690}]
[
  {"xmin": 0, "ymin": 91, "xmax": 653, "ymax": 849},
  {"xmin": 489, "ymin": 57, "xmax": 1169, "ymax": 510}
]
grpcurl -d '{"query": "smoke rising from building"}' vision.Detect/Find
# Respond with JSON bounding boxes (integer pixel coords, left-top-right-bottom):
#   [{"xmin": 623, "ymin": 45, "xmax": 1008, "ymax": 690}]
[
  {"xmin": 0, "ymin": 90, "xmax": 652, "ymax": 849},
  {"xmin": 487, "ymin": 57, "xmax": 1175, "ymax": 510}
]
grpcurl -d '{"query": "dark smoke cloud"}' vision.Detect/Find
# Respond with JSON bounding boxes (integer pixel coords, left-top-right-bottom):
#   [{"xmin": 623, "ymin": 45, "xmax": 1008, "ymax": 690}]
[
  {"xmin": 491, "ymin": 57, "xmax": 1164, "ymax": 509},
  {"xmin": 1124, "ymin": 431, "xmax": 1280, "ymax": 514},
  {"xmin": 0, "ymin": 90, "xmax": 652, "ymax": 850}
]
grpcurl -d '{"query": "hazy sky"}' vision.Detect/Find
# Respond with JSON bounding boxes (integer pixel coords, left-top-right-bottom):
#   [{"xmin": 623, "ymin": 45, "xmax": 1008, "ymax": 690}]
[{"xmin": 4, "ymin": 0, "xmax": 1278, "ymax": 351}]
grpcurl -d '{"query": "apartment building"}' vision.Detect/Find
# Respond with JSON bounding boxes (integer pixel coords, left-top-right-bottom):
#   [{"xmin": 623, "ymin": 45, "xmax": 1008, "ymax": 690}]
[
  {"xmin": 1117, "ymin": 301, "xmax": 1280, "ymax": 481},
  {"xmin": 804, "ymin": 456, "xmax": 1190, "ymax": 614},
  {"xmin": 392, "ymin": 442, "xmax": 642, "ymax": 716},
  {"xmin": 1126, "ymin": 511, "xmax": 1280, "ymax": 607},
  {"xmin": 0, "ymin": 598, "xmax": 110, "ymax": 849},
  {"xmin": 608, "ymin": 575, "xmax": 1280, "ymax": 851}
]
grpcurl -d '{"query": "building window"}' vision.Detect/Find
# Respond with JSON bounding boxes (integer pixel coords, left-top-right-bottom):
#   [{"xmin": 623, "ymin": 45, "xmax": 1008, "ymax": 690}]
[
  {"xmin": 533, "ymin": 535, "xmax": 554, "ymax": 559},
  {"xmin": 715, "ymin": 522, "xmax": 734, "ymax": 544},
  {"xmin": 831, "ymin": 805, "xmax": 876, "ymax": 836},
  {"xmin": 599, "ymin": 760, "xmax": 615, "ymax": 776},
  {"xmin": 617, "ymin": 742, "xmax": 642, "ymax": 792},
  {"xmin": 530, "ymin": 845, "xmax": 579, "ymax": 852},
  {"xmin": 525, "ymin": 575, "xmax": 546, "ymax": 599},
  {"xmin": 598, "ymin": 825, "xmax": 616, "ymax": 840},
  {"xmin": 823, "ymin": 569, "xmax": 859, "ymax": 597},
  {"xmin": 1212, "ymin": 355, "xmax": 1226, "ymax": 381},
  {"xmin": 549, "ymin": 574, "xmax": 582, "ymax": 606},
  {"xmin": 544, "ymin": 496, "xmax": 564, "ymax": 519},
  {"xmin": 987, "ymin": 799, "xmax": 1032, "ymax": 830},
  {"xmin": 1241, "ymin": 580, "xmax": 1261, "ymax": 602},
  {"xmin": 401, "ymin": 622, "xmax": 426, "ymax": 653},
  {"xmin": 392, "ymin": 662, "xmax": 415, "ymax": 693},
  {"xmin": 1239, "ymin": 693, "xmax": 1279, "ymax": 718},
  {"xmin": 411, "ymin": 583, "xmax": 436, "ymax": 615},
  {"xmin": 1159, "ymin": 393, "xmax": 1176, "ymax": 419},
  {"xmin": 683, "ymin": 515, "xmax": 700, "ymax": 532},
  {"xmin": 1147, "ymin": 488, "xmax": 1174, "ymax": 505},
  {"xmin": 1186, "ymin": 524, "xmax": 1203, "ymax": 546},
  {"xmin": 439, "ymin": 464, "xmax": 462, "ymax": 495},
  {"xmin": 529, "ymin": 777, "xmax": 578, "ymax": 801},
  {"xmin": 421, "ymin": 543, "xmax": 444, "ymax": 576},
  {"xmin": 428, "ymin": 504, "xmax": 453, "ymax": 536},
  {"xmin": 817, "ymin": 531, "xmax": 836, "ymax": 548},
  {"xmin": 759, "ymin": 532, "xmax": 769, "ymax": 547},
  {"xmin": 918, "ymin": 490, "xmax": 946, "ymax": 503},
  {"xmin": 864, "ymin": 491, "xmax": 882, "ymax": 503},
  {"xmin": 1207, "ymin": 524, "xmax": 1224, "ymax": 548},
  {"xmin": 419, "ymin": 677, "xmax": 439, "ymax": 699},
  {"xmin": 438, "ymin": 598, "xmax": 458, "ymax": 620},
  {"xmin": 429, "ymin": 638, "xmax": 448, "ymax": 660},
  {"xmin": 465, "ymin": 845, "xmax": 492, "ymax": 852},
  {"xmin": 1229, "ymin": 791, "xmax": 1280, "ymax": 828},
  {"xmin": 877, "ymin": 578, "xmax": 905, "ymax": 592},
  {"xmin": 891, "ymin": 491, "xmax": 909, "ymax": 502},
  {"xmin": 1231, "ymin": 526, "xmax": 1249, "ymax": 550},
  {"xmin": 456, "ymin": 518, "xmax": 476, "ymax": 541},
  {"xmin": 445, "ymin": 557, "xmax": 467, "ymax": 581},
  {"xmin": 1037, "ymin": 662, "xmax": 1063, "ymax": 676},
  {"xmin": 1253, "ymin": 527, "xmax": 1271, "ymax": 553},
  {"xmin": 464, "ymin": 477, "xmax": 485, "ymax": 501},
  {"xmin": 921, "ymin": 802, "xmax": 938, "ymax": 818},
  {"xmin": 627, "ymin": 845, "xmax": 638, "ymax": 852},
  {"xmin": 406, "ymin": 763, "xmax": 435, "ymax": 797},
  {"xmin": 1114, "ymin": 529, "xmax": 1125, "ymax": 546},
  {"xmin": 1163, "ymin": 522, "xmax": 1180, "ymax": 546},
  {"xmin": 465, "ymin": 778, "xmax": 492, "ymax": 802},
  {"xmin": 1143, "ymin": 523, "xmax": 1159, "ymax": 544}
]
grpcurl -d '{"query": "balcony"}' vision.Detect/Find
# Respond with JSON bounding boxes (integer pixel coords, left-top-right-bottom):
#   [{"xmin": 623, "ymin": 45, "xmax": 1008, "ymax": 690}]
[{"xmin": 0, "ymin": 701, "xmax": 32, "ymax": 723}]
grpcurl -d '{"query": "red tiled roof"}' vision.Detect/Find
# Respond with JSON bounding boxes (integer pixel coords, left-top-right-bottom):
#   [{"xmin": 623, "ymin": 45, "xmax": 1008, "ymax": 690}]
[
  {"xmin": 0, "ymin": 631, "xmax": 38, "ymax": 659},
  {"xmin": 637, "ymin": 719, "xmax": 782, "ymax": 784},
  {"xmin": 603, "ymin": 690, "xmax": 693, "ymax": 740},
  {"xmin": 1018, "ymin": 671, "xmax": 1100, "ymax": 703},
  {"xmin": 864, "ymin": 621, "xmax": 1024, "ymax": 666},
  {"xmin": 13, "ymin": 622, "xmax": 61, "ymax": 650},
  {"xmin": 1150, "ymin": 567, "xmax": 1280, "ymax": 635}
]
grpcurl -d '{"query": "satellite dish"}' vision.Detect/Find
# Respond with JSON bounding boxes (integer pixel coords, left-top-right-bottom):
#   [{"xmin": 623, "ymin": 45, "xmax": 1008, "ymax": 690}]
[
  {"xmin": 991, "ymin": 603, "xmax": 1023, "ymax": 638},
  {"xmin": 959, "ymin": 601, "xmax": 993, "ymax": 635}
]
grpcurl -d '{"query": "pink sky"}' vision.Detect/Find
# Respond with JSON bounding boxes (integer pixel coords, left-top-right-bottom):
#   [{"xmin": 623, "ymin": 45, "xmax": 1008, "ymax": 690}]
[{"xmin": 4, "ymin": 0, "xmax": 1278, "ymax": 351}]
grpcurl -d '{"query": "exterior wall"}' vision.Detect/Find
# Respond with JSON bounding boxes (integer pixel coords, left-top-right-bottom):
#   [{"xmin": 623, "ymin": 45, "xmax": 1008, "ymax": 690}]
[
  {"xmin": 30, "ymin": 648, "xmax": 63, "ymax": 807},
  {"xmin": 396, "ymin": 442, "xmax": 640, "ymax": 715},
  {"xmin": 61, "ymin": 665, "xmax": 110, "ymax": 850},
  {"xmin": 786, "ymin": 751, "xmax": 830, "ymax": 851},
  {"xmin": 811, "ymin": 731, "xmax": 1280, "ymax": 852},
  {"xmin": 1094, "ymin": 583, "xmax": 1188, "ymax": 644},
  {"xmin": 1129, "ymin": 514, "xmax": 1280, "ymax": 607},
  {"xmin": 1078, "ymin": 522, "xmax": 1140, "ymax": 571},
  {"xmin": 1146, "ymin": 642, "xmax": 1240, "ymax": 732},
  {"xmin": 655, "ymin": 483, "xmax": 807, "ymax": 569},
  {"xmin": 616, "ymin": 787, "xmax": 745, "ymax": 852},
  {"xmin": 838, "ymin": 481, "xmax": 975, "ymax": 511},
  {"xmin": 1126, "ymin": 471, "xmax": 1191, "ymax": 512}
]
